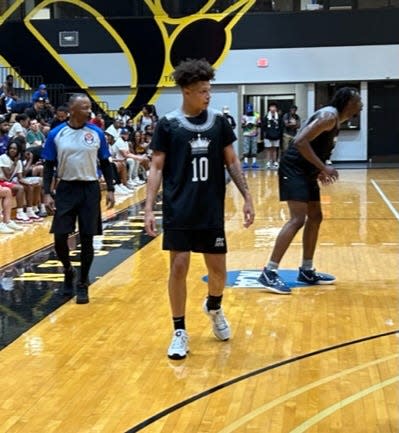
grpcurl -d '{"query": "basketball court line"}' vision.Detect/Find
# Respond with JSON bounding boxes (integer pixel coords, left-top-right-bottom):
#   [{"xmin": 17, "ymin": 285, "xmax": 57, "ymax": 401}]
[
  {"xmin": 370, "ymin": 179, "xmax": 399, "ymax": 221},
  {"xmin": 124, "ymin": 330, "xmax": 398, "ymax": 433},
  {"xmin": 218, "ymin": 354, "xmax": 398, "ymax": 433},
  {"xmin": 288, "ymin": 375, "xmax": 399, "ymax": 433}
]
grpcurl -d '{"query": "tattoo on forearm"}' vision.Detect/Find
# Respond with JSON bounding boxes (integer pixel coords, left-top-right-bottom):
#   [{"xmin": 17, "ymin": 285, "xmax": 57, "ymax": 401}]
[{"xmin": 227, "ymin": 163, "xmax": 249, "ymax": 198}]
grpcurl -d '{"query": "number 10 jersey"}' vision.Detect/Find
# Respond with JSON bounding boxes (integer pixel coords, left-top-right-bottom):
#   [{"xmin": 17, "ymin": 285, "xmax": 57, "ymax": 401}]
[{"xmin": 150, "ymin": 108, "xmax": 236, "ymax": 230}]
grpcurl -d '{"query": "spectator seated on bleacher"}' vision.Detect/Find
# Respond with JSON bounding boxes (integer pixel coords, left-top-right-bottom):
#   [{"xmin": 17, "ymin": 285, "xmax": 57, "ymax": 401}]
[
  {"xmin": 1, "ymin": 74, "xmax": 31, "ymax": 115},
  {"xmin": 111, "ymin": 128, "xmax": 143, "ymax": 190},
  {"xmin": 26, "ymin": 119, "xmax": 45, "ymax": 147},
  {"xmin": 50, "ymin": 105, "xmax": 69, "ymax": 130},
  {"xmin": 103, "ymin": 131, "xmax": 132, "ymax": 196},
  {"xmin": 0, "ymin": 75, "xmax": 19, "ymax": 113},
  {"xmin": 22, "ymin": 144, "xmax": 47, "ymax": 218},
  {"xmin": 31, "ymin": 84, "xmax": 48, "ymax": 103},
  {"xmin": 9, "ymin": 113, "xmax": 29, "ymax": 139},
  {"xmin": 131, "ymin": 130, "xmax": 150, "ymax": 183},
  {"xmin": 105, "ymin": 117, "xmax": 122, "ymax": 139},
  {"xmin": 115, "ymin": 106, "xmax": 131, "ymax": 128},
  {"xmin": 0, "ymin": 140, "xmax": 42, "ymax": 223},
  {"xmin": 90, "ymin": 112, "xmax": 105, "ymax": 130},
  {"xmin": 41, "ymin": 99, "xmax": 55, "ymax": 127},
  {"xmin": 0, "ymin": 117, "xmax": 10, "ymax": 155},
  {"xmin": 25, "ymin": 97, "xmax": 50, "ymax": 133}
]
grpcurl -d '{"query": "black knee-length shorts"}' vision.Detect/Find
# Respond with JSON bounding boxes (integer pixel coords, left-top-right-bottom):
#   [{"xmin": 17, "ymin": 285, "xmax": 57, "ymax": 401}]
[{"xmin": 50, "ymin": 180, "xmax": 102, "ymax": 235}]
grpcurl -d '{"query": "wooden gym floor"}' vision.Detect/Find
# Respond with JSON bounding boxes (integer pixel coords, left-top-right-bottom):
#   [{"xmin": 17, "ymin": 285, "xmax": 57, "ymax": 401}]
[{"xmin": 0, "ymin": 167, "xmax": 398, "ymax": 433}]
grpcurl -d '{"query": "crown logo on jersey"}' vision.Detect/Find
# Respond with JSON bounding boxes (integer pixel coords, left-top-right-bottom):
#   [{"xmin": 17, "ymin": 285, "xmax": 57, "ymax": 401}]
[{"xmin": 189, "ymin": 134, "xmax": 210, "ymax": 155}]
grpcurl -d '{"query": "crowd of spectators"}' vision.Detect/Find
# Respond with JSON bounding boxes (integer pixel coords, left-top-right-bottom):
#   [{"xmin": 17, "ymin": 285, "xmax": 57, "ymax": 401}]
[
  {"xmin": 102, "ymin": 104, "xmax": 156, "ymax": 194},
  {"xmin": 0, "ymin": 74, "xmax": 157, "ymax": 234}
]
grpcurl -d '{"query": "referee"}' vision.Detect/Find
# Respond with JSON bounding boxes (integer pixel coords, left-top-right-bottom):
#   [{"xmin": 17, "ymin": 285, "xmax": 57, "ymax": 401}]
[{"xmin": 42, "ymin": 94, "xmax": 115, "ymax": 304}]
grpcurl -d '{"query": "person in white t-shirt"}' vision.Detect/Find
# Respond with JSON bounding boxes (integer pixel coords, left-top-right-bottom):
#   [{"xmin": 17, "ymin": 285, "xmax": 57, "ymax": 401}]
[
  {"xmin": 0, "ymin": 140, "xmax": 42, "ymax": 223},
  {"xmin": 105, "ymin": 118, "xmax": 121, "ymax": 139},
  {"xmin": 112, "ymin": 128, "xmax": 146, "ymax": 188},
  {"xmin": 104, "ymin": 131, "xmax": 131, "ymax": 195},
  {"xmin": 9, "ymin": 114, "xmax": 29, "ymax": 138}
]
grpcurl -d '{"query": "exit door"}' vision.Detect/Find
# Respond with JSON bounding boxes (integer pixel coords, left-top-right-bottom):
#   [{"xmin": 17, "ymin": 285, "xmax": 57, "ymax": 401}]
[{"xmin": 368, "ymin": 81, "xmax": 399, "ymax": 162}]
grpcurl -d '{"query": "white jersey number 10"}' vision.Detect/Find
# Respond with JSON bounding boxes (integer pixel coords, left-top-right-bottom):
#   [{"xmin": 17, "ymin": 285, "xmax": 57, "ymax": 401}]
[{"xmin": 192, "ymin": 157, "xmax": 209, "ymax": 182}]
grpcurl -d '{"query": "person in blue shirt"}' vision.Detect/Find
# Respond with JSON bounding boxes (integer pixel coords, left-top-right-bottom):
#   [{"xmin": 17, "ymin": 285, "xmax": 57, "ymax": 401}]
[
  {"xmin": 42, "ymin": 94, "xmax": 115, "ymax": 304},
  {"xmin": 32, "ymin": 84, "xmax": 48, "ymax": 103}
]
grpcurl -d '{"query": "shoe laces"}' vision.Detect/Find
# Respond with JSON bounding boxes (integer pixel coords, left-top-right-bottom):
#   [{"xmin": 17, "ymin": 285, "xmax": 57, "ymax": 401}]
[
  {"xmin": 212, "ymin": 309, "xmax": 228, "ymax": 331},
  {"xmin": 302, "ymin": 268, "xmax": 318, "ymax": 276},
  {"xmin": 171, "ymin": 331, "xmax": 187, "ymax": 349},
  {"xmin": 266, "ymin": 269, "xmax": 283, "ymax": 283}
]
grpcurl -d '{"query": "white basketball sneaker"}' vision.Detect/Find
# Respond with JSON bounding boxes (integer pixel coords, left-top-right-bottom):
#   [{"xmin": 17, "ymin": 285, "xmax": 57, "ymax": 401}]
[
  {"xmin": 167, "ymin": 329, "xmax": 189, "ymax": 360},
  {"xmin": 0, "ymin": 222, "xmax": 14, "ymax": 234},
  {"xmin": 7, "ymin": 220, "xmax": 23, "ymax": 231},
  {"xmin": 202, "ymin": 298, "xmax": 231, "ymax": 341}
]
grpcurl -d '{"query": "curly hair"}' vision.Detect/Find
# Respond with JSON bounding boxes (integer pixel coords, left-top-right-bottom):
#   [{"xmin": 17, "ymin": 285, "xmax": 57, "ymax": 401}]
[
  {"xmin": 329, "ymin": 87, "xmax": 359, "ymax": 113},
  {"xmin": 172, "ymin": 58, "xmax": 215, "ymax": 87}
]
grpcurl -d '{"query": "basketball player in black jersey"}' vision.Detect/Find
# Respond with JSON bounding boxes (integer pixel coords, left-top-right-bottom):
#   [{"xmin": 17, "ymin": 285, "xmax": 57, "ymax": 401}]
[
  {"xmin": 144, "ymin": 59, "xmax": 255, "ymax": 360},
  {"xmin": 258, "ymin": 87, "xmax": 363, "ymax": 294}
]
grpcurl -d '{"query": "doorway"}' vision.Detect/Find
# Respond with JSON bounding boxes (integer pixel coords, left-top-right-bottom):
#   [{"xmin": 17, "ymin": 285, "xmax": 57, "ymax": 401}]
[
  {"xmin": 368, "ymin": 81, "xmax": 399, "ymax": 162},
  {"xmin": 243, "ymin": 94, "xmax": 295, "ymax": 120},
  {"xmin": 243, "ymin": 94, "xmax": 295, "ymax": 153}
]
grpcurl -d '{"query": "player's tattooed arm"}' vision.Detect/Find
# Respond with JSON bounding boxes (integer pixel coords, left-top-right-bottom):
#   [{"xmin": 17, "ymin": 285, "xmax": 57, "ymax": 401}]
[
  {"xmin": 224, "ymin": 144, "xmax": 255, "ymax": 228},
  {"xmin": 226, "ymin": 162, "xmax": 250, "ymax": 198}
]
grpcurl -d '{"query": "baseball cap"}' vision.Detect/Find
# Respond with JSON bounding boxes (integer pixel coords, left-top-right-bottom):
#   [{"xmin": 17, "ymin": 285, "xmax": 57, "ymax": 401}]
[
  {"xmin": 36, "ymin": 96, "xmax": 45, "ymax": 102},
  {"xmin": 105, "ymin": 131, "xmax": 116, "ymax": 139},
  {"xmin": 120, "ymin": 128, "xmax": 130, "ymax": 135},
  {"xmin": 39, "ymin": 84, "xmax": 46, "ymax": 89}
]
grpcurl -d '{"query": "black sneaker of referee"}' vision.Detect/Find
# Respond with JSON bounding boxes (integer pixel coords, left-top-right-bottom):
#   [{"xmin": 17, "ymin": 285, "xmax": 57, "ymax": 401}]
[
  {"xmin": 76, "ymin": 282, "xmax": 89, "ymax": 304},
  {"xmin": 63, "ymin": 266, "xmax": 76, "ymax": 296}
]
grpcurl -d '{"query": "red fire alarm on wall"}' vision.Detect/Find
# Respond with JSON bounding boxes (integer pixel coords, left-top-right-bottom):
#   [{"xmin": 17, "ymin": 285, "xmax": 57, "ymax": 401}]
[{"xmin": 257, "ymin": 58, "xmax": 269, "ymax": 68}]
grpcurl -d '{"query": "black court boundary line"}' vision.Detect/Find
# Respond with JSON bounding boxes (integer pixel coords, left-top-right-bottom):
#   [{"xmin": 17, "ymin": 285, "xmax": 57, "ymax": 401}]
[{"xmin": 125, "ymin": 329, "xmax": 399, "ymax": 433}]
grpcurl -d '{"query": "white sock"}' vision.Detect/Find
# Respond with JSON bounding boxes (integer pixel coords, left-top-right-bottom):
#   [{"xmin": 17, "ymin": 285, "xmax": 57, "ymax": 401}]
[
  {"xmin": 301, "ymin": 259, "xmax": 313, "ymax": 270},
  {"xmin": 266, "ymin": 261, "xmax": 279, "ymax": 271}
]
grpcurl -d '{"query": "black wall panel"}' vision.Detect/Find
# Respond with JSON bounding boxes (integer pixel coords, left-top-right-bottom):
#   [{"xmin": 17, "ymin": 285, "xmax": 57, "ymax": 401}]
[{"xmin": 231, "ymin": 9, "xmax": 399, "ymax": 49}]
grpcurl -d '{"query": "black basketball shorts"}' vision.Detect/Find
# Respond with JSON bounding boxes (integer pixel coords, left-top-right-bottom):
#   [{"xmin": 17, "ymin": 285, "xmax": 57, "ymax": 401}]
[
  {"xmin": 163, "ymin": 229, "xmax": 227, "ymax": 254},
  {"xmin": 278, "ymin": 172, "xmax": 320, "ymax": 202},
  {"xmin": 50, "ymin": 180, "xmax": 102, "ymax": 235}
]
